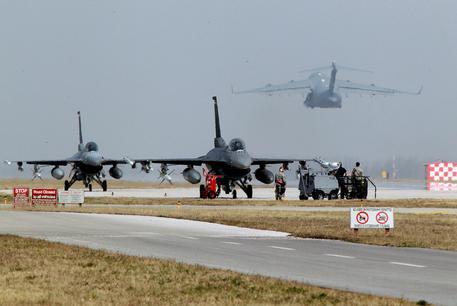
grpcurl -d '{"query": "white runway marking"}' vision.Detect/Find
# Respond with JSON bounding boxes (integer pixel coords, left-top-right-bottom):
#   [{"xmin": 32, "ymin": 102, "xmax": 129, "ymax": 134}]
[
  {"xmin": 176, "ymin": 235, "xmax": 199, "ymax": 240},
  {"xmin": 324, "ymin": 254, "xmax": 356, "ymax": 259},
  {"xmin": 389, "ymin": 261, "xmax": 426, "ymax": 268},
  {"xmin": 269, "ymin": 246, "xmax": 296, "ymax": 251},
  {"xmin": 222, "ymin": 241, "xmax": 241, "ymax": 245}
]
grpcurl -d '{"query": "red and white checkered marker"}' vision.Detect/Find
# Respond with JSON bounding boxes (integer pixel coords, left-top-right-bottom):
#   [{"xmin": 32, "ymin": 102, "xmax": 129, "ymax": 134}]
[
  {"xmin": 427, "ymin": 162, "xmax": 457, "ymax": 182},
  {"xmin": 427, "ymin": 181, "xmax": 457, "ymax": 191}
]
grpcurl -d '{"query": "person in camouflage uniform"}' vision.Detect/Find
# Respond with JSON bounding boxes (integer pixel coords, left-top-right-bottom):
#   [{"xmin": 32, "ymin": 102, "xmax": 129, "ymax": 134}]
[
  {"xmin": 352, "ymin": 162, "xmax": 364, "ymax": 178},
  {"xmin": 352, "ymin": 162, "xmax": 365, "ymax": 197},
  {"xmin": 275, "ymin": 166, "xmax": 287, "ymax": 200}
]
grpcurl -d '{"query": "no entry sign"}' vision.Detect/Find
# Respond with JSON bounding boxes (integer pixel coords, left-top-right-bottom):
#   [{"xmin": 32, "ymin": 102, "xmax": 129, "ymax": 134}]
[
  {"xmin": 350, "ymin": 207, "xmax": 394, "ymax": 229},
  {"xmin": 31, "ymin": 188, "xmax": 57, "ymax": 206}
]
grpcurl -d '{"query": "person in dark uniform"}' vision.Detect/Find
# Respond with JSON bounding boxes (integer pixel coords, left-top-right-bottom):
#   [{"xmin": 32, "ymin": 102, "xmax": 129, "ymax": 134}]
[{"xmin": 334, "ymin": 162, "xmax": 347, "ymax": 199}]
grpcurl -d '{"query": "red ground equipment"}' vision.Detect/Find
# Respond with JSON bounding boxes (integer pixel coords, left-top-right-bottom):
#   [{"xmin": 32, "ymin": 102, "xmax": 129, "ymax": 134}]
[{"xmin": 199, "ymin": 172, "xmax": 221, "ymax": 199}]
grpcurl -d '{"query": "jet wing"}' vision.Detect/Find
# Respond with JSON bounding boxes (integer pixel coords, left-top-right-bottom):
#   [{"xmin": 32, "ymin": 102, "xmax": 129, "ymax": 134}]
[
  {"xmin": 25, "ymin": 160, "xmax": 72, "ymax": 166},
  {"xmin": 20, "ymin": 158, "xmax": 128, "ymax": 166},
  {"xmin": 337, "ymin": 79, "xmax": 422, "ymax": 96},
  {"xmin": 133, "ymin": 158, "xmax": 206, "ymax": 166},
  {"xmin": 234, "ymin": 79, "xmax": 312, "ymax": 95},
  {"xmin": 101, "ymin": 159, "xmax": 129, "ymax": 166},
  {"xmin": 251, "ymin": 158, "xmax": 295, "ymax": 166}
]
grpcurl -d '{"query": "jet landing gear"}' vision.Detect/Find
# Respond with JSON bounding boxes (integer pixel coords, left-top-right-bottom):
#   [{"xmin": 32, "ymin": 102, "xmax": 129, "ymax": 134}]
[
  {"xmin": 199, "ymin": 173, "xmax": 253, "ymax": 199},
  {"xmin": 64, "ymin": 173, "xmax": 108, "ymax": 192},
  {"xmin": 235, "ymin": 180, "xmax": 253, "ymax": 199},
  {"xmin": 93, "ymin": 175, "xmax": 108, "ymax": 192}
]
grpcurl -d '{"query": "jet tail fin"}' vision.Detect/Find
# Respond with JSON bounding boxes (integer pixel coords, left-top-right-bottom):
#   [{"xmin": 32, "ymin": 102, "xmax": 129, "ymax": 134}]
[
  {"xmin": 213, "ymin": 96, "xmax": 221, "ymax": 138},
  {"xmin": 212, "ymin": 96, "xmax": 226, "ymax": 148},
  {"xmin": 329, "ymin": 62, "xmax": 337, "ymax": 94},
  {"xmin": 299, "ymin": 61, "xmax": 373, "ymax": 74},
  {"xmin": 77, "ymin": 111, "xmax": 84, "ymax": 151}
]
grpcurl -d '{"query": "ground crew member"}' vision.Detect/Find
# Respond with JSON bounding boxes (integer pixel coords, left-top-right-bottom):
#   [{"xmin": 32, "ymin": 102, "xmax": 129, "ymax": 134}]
[
  {"xmin": 334, "ymin": 162, "xmax": 347, "ymax": 199},
  {"xmin": 352, "ymin": 162, "xmax": 365, "ymax": 197},
  {"xmin": 352, "ymin": 162, "xmax": 364, "ymax": 177},
  {"xmin": 275, "ymin": 167, "xmax": 287, "ymax": 200}
]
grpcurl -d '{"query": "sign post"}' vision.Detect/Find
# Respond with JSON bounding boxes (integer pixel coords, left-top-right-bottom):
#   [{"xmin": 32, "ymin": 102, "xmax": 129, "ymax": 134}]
[{"xmin": 350, "ymin": 207, "xmax": 394, "ymax": 235}]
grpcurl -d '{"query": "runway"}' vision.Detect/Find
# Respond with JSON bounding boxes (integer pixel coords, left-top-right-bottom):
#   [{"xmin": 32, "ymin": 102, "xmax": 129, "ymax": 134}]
[
  {"xmin": 47, "ymin": 186, "xmax": 457, "ymax": 200},
  {"xmin": 0, "ymin": 211, "xmax": 455, "ymax": 305},
  {"xmin": 2, "ymin": 180, "xmax": 457, "ymax": 200}
]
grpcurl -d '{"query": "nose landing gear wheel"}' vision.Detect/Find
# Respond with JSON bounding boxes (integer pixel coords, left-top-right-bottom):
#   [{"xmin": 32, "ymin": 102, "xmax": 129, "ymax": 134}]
[
  {"xmin": 88, "ymin": 184, "xmax": 93, "ymax": 192},
  {"xmin": 246, "ymin": 185, "xmax": 253, "ymax": 199},
  {"xmin": 102, "ymin": 180, "xmax": 108, "ymax": 192},
  {"xmin": 64, "ymin": 180, "xmax": 70, "ymax": 191},
  {"xmin": 232, "ymin": 189, "xmax": 237, "ymax": 199}
]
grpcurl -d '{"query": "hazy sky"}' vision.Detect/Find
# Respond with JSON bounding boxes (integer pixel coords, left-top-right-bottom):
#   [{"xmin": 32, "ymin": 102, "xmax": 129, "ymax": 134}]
[{"xmin": 0, "ymin": 0, "xmax": 456, "ymax": 177}]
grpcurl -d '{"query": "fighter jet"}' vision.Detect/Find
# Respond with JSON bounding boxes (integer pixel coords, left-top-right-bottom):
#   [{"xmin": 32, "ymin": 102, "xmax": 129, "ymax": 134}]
[
  {"xmin": 133, "ymin": 96, "xmax": 293, "ymax": 199},
  {"xmin": 11, "ymin": 112, "xmax": 128, "ymax": 191},
  {"xmin": 234, "ymin": 62, "xmax": 422, "ymax": 108}
]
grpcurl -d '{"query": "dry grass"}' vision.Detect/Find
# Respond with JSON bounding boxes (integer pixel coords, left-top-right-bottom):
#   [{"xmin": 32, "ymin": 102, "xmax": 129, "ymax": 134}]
[
  {"xmin": 0, "ymin": 235, "xmax": 414, "ymax": 305},
  {"xmin": 0, "ymin": 178, "xmax": 189, "ymax": 189},
  {"xmin": 12, "ymin": 205, "xmax": 457, "ymax": 251},
  {"xmin": 2, "ymin": 193, "xmax": 457, "ymax": 208}
]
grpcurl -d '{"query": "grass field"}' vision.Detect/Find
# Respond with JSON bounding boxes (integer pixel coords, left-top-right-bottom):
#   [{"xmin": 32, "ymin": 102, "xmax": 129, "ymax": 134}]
[
  {"xmin": 0, "ymin": 178, "xmax": 189, "ymax": 189},
  {"xmin": 0, "ymin": 235, "xmax": 416, "ymax": 305},
  {"xmin": 10, "ymin": 205, "xmax": 457, "ymax": 251},
  {"xmin": 3, "ymin": 194, "xmax": 457, "ymax": 209}
]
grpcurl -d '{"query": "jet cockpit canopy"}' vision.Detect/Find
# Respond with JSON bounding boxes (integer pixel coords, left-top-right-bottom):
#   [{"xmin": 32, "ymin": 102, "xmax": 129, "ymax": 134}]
[
  {"xmin": 85, "ymin": 142, "xmax": 99, "ymax": 152},
  {"xmin": 229, "ymin": 138, "xmax": 246, "ymax": 151}
]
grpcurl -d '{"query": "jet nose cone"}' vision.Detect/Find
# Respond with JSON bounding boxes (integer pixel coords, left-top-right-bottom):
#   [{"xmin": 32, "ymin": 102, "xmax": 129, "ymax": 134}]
[
  {"xmin": 230, "ymin": 154, "xmax": 252, "ymax": 170},
  {"xmin": 84, "ymin": 152, "xmax": 103, "ymax": 166}
]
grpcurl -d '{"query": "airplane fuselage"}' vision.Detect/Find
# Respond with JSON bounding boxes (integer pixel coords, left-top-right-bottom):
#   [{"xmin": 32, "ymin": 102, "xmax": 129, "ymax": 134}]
[
  {"xmin": 204, "ymin": 146, "xmax": 252, "ymax": 180},
  {"xmin": 71, "ymin": 148, "xmax": 104, "ymax": 175},
  {"xmin": 304, "ymin": 72, "xmax": 342, "ymax": 108}
]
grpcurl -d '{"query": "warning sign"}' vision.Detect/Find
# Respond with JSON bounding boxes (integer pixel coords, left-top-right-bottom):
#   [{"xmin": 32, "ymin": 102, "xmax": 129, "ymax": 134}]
[
  {"xmin": 376, "ymin": 211, "xmax": 389, "ymax": 224},
  {"xmin": 350, "ymin": 207, "xmax": 394, "ymax": 229},
  {"xmin": 58, "ymin": 190, "xmax": 84, "ymax": 204},
  {"xmin": 356, "ymin": 211, "xmax": 369, "ymax": 224},
  {"xmin": 13, "ymin": 187, "xmax": 30, "ymax": 207},
  {"xmin": 31, "ymin": 188, "xmax": 58, "ymax": 206}
]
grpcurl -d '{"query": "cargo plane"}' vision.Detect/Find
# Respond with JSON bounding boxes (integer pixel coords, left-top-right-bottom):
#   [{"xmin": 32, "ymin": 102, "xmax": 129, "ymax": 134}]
[{"xmin": 234, "ymin": 62, "xmax": 422, "ymax": 108}]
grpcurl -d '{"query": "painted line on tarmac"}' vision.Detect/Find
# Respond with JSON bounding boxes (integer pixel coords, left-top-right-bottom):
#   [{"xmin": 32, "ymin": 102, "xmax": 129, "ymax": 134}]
[
  {"xmin": 175, "ymin": 235, "xmax": 199, "ymax": 240},
  {"xmin": 222, "ymin": 241, "xmax": 242, "ymax": 245},
  {"xmin": 389, "ymin": 261, "xmax": 426, "ymax": 268},
  {"xmin": 324, "ymin": 253, "xmax": 356, "ymax": 259},
  {"xmin": 269, "ymin": 246, "xmax": 296, "ymax": 251}
]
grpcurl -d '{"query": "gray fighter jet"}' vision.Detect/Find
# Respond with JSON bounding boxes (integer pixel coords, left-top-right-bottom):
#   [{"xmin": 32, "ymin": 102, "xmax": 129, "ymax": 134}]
[
  {"xmin": 234, "ymin": 62, "xmax": 422, "ymax": 108},
  {"xmin": 11, "ymin": 112, "xmax": 128, "ymax": 191},
  {"xmin": 133, "ymin": 96, "xmax": 293, "ymax": 199}
]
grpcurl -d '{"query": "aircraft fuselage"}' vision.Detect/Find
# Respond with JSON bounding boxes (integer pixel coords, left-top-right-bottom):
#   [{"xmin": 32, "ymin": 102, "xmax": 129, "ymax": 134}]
[
  {"xmin": 304, "ymin": 72, "xmax": 342, "ymax": 108},
  {"xmin": 204, "ymin": 146, "xmax": 252, "ymax": 180}
]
